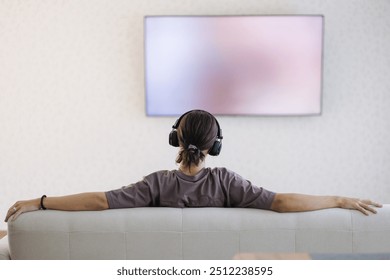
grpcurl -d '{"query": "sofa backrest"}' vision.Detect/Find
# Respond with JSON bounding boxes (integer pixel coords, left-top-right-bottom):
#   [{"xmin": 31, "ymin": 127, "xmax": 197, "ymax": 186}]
[{"xmin": 7, "ymin": 206, "xmax": 390, "ymax": 259}]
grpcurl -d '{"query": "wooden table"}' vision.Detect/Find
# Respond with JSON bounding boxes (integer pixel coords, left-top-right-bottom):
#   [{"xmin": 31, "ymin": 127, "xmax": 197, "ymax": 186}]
[
  {"xmin": 0, "ymin": 230, "xmax": 7, "ymax": 239},
  {"xmin": 234, "ymin": 253, "xmax": 311, "ymax": 260},
  {"xmin": 234, "ymin": 252, "xmax": 390, "ymax": 260}
]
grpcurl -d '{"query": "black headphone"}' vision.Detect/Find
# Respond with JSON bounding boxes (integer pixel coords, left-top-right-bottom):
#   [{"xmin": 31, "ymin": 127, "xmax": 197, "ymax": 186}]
[{"xmin": 169, "ymin": 110, "xmax": 223, "ymax": 156}]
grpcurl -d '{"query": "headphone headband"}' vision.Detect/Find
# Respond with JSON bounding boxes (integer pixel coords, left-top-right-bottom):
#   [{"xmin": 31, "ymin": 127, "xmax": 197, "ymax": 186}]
[
  {"xmin": 171, "ymin": 110, "xmax": 223, "ymax": 139},
  {"xmin": 169, "ymin": 110, "xmax": 223, "ymax": 156}
]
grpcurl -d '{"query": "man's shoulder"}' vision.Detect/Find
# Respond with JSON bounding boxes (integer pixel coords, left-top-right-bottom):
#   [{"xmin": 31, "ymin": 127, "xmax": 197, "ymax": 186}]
[
  {"xmin": 208, "ymin": 167, "xmax": 237, "ymax": 176},
  {"xmin": 145, "ymin": 169, "xmax": 176, "ymax": 179}
]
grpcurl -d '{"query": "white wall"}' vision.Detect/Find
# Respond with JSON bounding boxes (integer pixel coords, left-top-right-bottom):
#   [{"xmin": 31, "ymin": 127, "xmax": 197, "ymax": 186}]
[{"xmin": 1, "ymin": 0, "xmax": 389, "ymax": 229}]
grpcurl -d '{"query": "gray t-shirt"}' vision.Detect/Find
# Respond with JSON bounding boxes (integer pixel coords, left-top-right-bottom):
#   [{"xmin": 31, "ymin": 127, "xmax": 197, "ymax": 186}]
[{"xmin": 105, "ymin": 167, "xmax": 275, "ymax": 209}]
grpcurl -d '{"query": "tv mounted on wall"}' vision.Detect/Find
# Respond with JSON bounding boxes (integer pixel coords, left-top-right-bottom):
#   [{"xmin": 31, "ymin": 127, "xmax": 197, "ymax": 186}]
[{"xmin": 144, "ymin": 15, "xmax": 324, "ymax": 116}]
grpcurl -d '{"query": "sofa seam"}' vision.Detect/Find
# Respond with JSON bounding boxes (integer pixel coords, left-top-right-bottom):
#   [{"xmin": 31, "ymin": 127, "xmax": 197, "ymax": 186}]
[
  {"xmin": 181, "ymin": 208, "xmax": 184, "ymax": 259},
  {"xmin": 68, "ymin": 232, "xmax": 71, "ymax": 260},
  {"xmin": 124, "ymin": 231, "xmax": 127, "ymax": 259},
  {"xmin": 350, "ymin": 210, "xmax": 354, "ymax": 253}
]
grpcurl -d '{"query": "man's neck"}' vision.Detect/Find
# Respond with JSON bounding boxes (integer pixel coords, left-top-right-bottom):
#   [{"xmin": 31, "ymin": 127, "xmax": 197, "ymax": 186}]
[{"xmin": 179, "ymin": 162, "xmax": 205, "ymax": 176}]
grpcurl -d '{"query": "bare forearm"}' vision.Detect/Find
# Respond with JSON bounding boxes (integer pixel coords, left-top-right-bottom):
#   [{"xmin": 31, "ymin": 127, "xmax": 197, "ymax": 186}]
[
  {"xmin": 42, "ymin": 192, "xmax": 109, "ymax": 211},
  {"xmin": 270, "ymin": 193, "xmax": 340, "ymax": 212},
  {"xmin": 270, "ymin": 193, "xmax": 382, "ymax": 215},
  {"xmin": 5, "ymin": 192, "xmax": 109, "ymax": 222}
]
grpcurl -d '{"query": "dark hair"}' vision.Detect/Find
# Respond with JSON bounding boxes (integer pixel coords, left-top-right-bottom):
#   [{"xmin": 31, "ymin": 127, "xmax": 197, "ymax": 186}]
[{"xmin": 175, "ymin": 110, "xmax": 218, "ymax": 168}]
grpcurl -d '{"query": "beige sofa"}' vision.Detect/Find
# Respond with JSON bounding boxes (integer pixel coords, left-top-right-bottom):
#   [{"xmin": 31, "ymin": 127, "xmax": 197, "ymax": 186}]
[
  {"xmin": 1, "ymin": 205, "xmax": 390, "ymax": 260},
  {"xmin": 0, "ymin": 235, "xmax": 9, "ymax": 260}
]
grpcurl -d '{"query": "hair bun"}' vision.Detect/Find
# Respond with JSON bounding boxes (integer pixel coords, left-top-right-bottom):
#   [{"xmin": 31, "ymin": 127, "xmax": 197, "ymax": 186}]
[{"xmin": 187, "ymin": 144, "xmax": 200, "ymax": 156}]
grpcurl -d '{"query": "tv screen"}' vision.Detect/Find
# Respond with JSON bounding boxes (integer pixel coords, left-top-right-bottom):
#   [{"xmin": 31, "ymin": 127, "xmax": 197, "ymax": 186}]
[{"xmin": 144, "ymin": 15, "xmax": 323, "ymax": 116}]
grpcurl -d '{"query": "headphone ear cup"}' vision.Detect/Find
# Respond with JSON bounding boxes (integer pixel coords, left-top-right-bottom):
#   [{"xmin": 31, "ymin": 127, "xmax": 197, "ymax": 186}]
[
  {"xmin": 208, "ymin": 140, "xmax": 222, "ymax": 156},
  {"xmin": 169, "ymin": 130, "xmax": 180, "ymax": 147}
]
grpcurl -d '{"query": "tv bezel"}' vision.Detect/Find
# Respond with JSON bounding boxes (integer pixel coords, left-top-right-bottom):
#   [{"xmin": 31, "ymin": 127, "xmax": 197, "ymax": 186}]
[{"xmin": 144, "ymin": 14, "xmax": 325, "ymax": 117}]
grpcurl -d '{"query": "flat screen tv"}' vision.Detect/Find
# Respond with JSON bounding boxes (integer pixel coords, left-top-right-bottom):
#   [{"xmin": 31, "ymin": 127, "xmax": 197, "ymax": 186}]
[{"xmin": 144, "ymin": 15, "xmax": 324, "ymax": 116}]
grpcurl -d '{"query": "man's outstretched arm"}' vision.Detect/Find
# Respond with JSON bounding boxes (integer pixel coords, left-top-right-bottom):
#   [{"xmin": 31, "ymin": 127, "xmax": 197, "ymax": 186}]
[
  {"xmin": 270, "ymin": 193, "xmax": 382, "ymax": 215},
  {"xmin": 5, "ymin": 192, "xmax": 109, "ymax": 222}
]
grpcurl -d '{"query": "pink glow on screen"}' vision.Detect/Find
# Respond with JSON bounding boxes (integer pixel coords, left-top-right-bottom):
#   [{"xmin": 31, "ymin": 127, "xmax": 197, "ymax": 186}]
[{"xmin": 145, "ymin": 16, "xmax": 323, "ymax": 116}]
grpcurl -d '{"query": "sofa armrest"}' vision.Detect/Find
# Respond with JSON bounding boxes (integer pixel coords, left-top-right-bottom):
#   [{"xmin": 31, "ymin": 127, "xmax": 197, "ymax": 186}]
[{"xmin": 0, "ymin": 236, "xmax": 10, "ymax": 260}]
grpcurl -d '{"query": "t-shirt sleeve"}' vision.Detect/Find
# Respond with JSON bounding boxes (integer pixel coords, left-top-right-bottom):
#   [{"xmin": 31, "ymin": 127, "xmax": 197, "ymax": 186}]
[
  {"xmin": 105, "ymin": 174, "xmax": 159, "ymax": 209},
  {"xmin": 222, "ymin": 169, "xmax": 275, "ymax": 209}
]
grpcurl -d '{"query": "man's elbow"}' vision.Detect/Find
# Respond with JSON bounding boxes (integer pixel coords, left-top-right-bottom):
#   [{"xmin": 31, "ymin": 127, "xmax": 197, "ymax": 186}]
[
  {"xmin": 96, "ymin": 193, "xmax": 109, "ymax": 210},
  {"xmin": 270, "ymin": 194, "xmax": 285, "ymax": 213},
  {"xmin": 270, "ymin": 193, "xmax": 294, "ymax": 213},
  {"xmin": 84, "ymin": 192, "xmax": 109, "ymax": 210}
]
